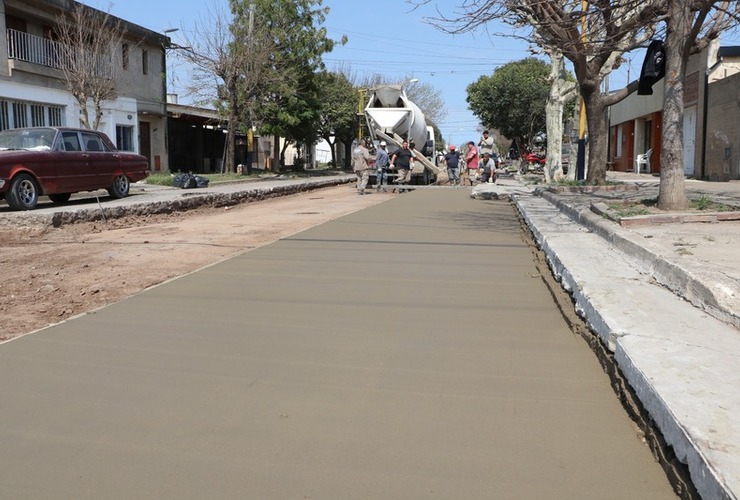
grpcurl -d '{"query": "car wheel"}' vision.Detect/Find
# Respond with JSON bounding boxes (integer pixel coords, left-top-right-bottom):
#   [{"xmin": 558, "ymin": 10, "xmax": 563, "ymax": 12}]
[
  {"xmin": 48, "ymin": 193, "xmax": 72, "ymax": 204},
  {"xmin": 108, "ymin": 175, "xmax": 130, "ymax": 198},
  {"xmin": 6, "ymin": 173, "xmax": 39, "ymax": 210}
]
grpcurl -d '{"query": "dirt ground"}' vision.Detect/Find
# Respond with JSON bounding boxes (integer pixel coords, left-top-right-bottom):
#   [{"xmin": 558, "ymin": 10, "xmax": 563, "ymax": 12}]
[{"xmin": 0, "ymin": 185, "xmax": 393, "ymax": 342}]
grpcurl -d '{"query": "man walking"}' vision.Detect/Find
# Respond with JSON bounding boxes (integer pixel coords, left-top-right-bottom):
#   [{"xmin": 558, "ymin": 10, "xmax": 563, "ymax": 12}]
[
  {"xmin": 352, "ymin": 139, "xmax": 373, "ymax": 195},
  {"xmin": 444, "ymin": 145, "xmax": 461, "ymax": 186},
  {"xmin": 375, "ymin": 140, "xmax": 390, "ymax": 192},
  {"xmin": 390, "ymin": 140, "xmax": 414, "ymax": 191}
]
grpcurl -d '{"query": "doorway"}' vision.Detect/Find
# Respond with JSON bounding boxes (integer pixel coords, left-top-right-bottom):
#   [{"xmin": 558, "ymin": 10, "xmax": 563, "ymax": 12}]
[{"xmin": 139, "ymin": 121, "xmax": 152, "ymax": 169}]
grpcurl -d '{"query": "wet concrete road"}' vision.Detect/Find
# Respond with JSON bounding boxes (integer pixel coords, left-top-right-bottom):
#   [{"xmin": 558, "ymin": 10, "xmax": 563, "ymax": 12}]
[{"xmin": 0, "ymin": 189, "xmax": 676, "ymax": 498}]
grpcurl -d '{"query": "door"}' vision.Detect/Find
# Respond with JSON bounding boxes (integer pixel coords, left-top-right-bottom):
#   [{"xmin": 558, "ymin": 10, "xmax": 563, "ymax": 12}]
[
  {"xmin": 683, "ymin": 107, "xmax": 697, "ymax": 176},
  {"xmin": 80, "ymin": 131, "xmax": 121, "ymax": 190},
  {"xmin": 139, "ymin": 121, "xmax": 152, "ymax": 169},
  {"xmin": 55, "ymin": 131, "xmax": 93, "ymax": 192}
]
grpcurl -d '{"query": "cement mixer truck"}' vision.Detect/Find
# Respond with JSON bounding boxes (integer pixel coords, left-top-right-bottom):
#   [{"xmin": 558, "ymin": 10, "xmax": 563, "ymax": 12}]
[{"xmin": 364, "ymin": 85, "xmax": 441, "ymax": 185}]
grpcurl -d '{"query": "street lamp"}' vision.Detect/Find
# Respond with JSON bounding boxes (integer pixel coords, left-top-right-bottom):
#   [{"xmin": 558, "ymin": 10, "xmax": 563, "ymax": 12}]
[{"xmin": 402, "ymin": 78, "xmax": 419, "ymax": 91}]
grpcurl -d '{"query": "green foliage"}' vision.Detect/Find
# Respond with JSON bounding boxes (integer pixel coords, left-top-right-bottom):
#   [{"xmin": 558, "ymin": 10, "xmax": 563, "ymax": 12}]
[
  {"xmin": 466, "ymin": 58, "xmax": 550, "ymax": 148},
  {"xmin": 315, "ymin": 71, "xmax": 358, "ymax": 146},
  {"xmin": 250, "ymin": 0, "xmax": 338, "ymax": 148}
]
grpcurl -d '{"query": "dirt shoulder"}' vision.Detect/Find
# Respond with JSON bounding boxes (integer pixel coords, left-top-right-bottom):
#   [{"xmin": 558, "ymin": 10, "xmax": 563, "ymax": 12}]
[{"xmin": 0, "ymin": 185, "xmax": 393, "ymax": 342}]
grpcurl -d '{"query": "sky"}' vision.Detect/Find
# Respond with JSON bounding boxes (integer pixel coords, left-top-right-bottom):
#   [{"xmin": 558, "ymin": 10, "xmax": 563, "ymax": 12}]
[{"xmin": 78, "ymin": 0, "xmax": 737, "ymax": 149}]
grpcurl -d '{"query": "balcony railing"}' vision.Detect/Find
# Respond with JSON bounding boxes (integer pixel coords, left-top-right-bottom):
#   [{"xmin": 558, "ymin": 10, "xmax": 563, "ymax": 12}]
[
  {"xmin": 6, "ymin": 28, "xmax": 112, "ymax": 77},
  {"xmin": 7, "ymin": 28, "xmax": 61, "ymax": 68}
]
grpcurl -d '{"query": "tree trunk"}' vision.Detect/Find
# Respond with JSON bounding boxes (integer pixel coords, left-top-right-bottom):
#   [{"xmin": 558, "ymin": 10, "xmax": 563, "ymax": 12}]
[
  {"xmin": 583, "ymin": 84, "xmax": 609, "ymax": 185},
  {"xmin": 658, "ymin": 1, "xmax": 690, "ymax": 211},
  {"xmin": 77, "ymin": 98, "xmax": 91, "ymax": 129},
  {"xmin": 92, "ymin": 98, "xmax": 103, "ymax": 131},
  {"xmin": 343, "ymin": 140, "xmax": 353, "ymax": 170},
  {"xmin": 329, "ymin": 138, "xmax": 338, "ymax": 168},
  {"xmin": 544, "ymin": 51, "xmax": 577, "ymax": 183},
  {"xmin": 272, "ymin": 134, "xmax": 280, "ymax": 173},
  {"xmin": 280, "ymin": 140, "xmax": 289, "ymax": 170}
]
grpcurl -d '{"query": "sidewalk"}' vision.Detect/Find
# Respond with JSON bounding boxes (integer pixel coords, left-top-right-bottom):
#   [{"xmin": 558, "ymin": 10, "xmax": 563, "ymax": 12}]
[
  {"xmin": 0, "ymin": 173, "xmax": 356, "ymax": 227},
  {"xmin": 476, "ymin": 172, "xmax": 740, "ymax": 499}
]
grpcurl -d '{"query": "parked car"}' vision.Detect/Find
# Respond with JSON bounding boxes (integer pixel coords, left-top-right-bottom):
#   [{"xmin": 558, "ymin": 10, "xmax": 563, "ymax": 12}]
[{"xmin": 0, "ymin": 127, "xmax": 149, "ymax": 210}]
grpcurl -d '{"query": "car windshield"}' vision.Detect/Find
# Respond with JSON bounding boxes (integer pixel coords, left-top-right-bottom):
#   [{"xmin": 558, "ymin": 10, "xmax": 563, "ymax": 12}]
[{"xmin": 0, "ymin": 128, "xmax": 55, "ymax": 151}]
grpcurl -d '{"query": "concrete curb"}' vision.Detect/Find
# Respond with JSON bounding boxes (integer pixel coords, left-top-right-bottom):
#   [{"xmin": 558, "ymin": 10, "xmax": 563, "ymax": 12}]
[
  {"xmin": 513, "ymin": 192, "xmax": 740, "ymax": 500},
  {"xmin": 537, "ymin": 189, "xmax": 740, "ymax": 330}
]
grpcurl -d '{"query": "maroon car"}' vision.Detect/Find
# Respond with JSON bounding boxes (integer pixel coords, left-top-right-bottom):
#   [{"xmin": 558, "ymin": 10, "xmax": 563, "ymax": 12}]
[{"xmin": 0, "ymin": 126, "xmax": 149, "ymax": 210}]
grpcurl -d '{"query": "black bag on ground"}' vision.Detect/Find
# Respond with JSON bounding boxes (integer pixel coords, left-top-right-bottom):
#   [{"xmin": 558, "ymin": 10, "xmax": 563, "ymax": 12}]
[
  {"xmin": 172, "ymin": 173, "xmax": 197, "ymax": 189},
  {"xmin": 194, "ymin": 175, "xmax": 209, "ymax": 188}
]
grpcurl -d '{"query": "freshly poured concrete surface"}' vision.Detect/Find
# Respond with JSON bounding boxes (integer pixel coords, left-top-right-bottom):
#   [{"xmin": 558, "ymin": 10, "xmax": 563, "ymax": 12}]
[{"xmin": 0, "ymin": 190, "xmax": 675, "ymax": 498}]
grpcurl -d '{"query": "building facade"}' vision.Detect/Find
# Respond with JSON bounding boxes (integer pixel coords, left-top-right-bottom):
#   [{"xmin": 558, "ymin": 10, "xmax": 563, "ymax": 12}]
[
  {"xmin": 0, "ymin": 0, "xmax": 169, "ymax": 170},
  {"xmin": 608, "ymin": 40, "xmax": 719, "ymax": 178}
]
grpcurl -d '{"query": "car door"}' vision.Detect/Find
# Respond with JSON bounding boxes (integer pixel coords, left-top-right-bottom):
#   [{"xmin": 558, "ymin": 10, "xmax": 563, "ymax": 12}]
[
  {"xmin": 54, "ymin": 131, "xmax": 92, "ymax": 193},
  {"xmin": 80, "ymin": 131, "xmax": 121, "ymax": 191}
]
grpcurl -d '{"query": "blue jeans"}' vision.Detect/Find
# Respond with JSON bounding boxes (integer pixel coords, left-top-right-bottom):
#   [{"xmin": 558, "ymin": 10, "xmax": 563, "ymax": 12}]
[
  {"xmin": 376, "ymin": 168, "xmax": 387, "ymax": 188},
  {"xmin": 447, "ymin": 167, "xmax": 460, "ymax": 184}
]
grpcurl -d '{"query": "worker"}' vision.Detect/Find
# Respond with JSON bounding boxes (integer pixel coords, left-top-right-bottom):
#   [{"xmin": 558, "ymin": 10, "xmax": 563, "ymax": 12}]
[
  {"xmin": 352, "ymin": 139, "xmax": 373, "ymax": 195},
  {"xmin": 479, "ymin": 151, "xmax": 497, "ymax": 184},
  {"xmin": 444, "ymin": 145, "xmax": 461, "ymax": 186},
  {"xmin": 465, "ymin": 140, "xmax": 479, "ymax": 185},
  {"xmin": 375, "ymin": 141, "xmax": 390, "ymax": 192},
  {"xmin": 390, "ymin": 140, "xmax": 415, "ymax": 191}
]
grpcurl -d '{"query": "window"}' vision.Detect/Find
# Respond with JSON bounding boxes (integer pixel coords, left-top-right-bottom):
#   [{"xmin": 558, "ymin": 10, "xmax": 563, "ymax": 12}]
[
  {"xmin": 31, "ymin": 104, "xmax": 45, "ymax": 127},
  {"xmin": 47, "ymin": 106, "xmax": 63, "ymax": 126},
  {"xmin": 0, "ymin": 102, "xmax": 8, "ymax": 131},
  {"xmin": 616, "ymin": 125, "xmax": 623, "ymax": 158},
  {"xmin": 62, "ymin": 131, "xmax": 81, "ymax": 151},
  {"xmin": 81, "ymin": 132, "xmax": 106, "ymax": 152},
  {"xmin": 116, "ymin": 125, "xmax": 134, "ymax": 151},
  {"xmin": 0, "ymin": 100, "xmax": 64, "ymax": 131},
  {"xmin": 142, "ymin": 49, "xmax": 148, "ymax": 75},
  {"xmin": 12, "ymin": 102, "xmax": 28, "ymax": 128},
  {"xmin": 122, "ymin": 43, "xmax": 129, "ymax": 69}
]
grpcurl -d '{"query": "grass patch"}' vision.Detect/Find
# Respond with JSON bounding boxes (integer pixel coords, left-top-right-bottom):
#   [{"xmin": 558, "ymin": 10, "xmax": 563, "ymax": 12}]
[
  {"xmin": 689, "ymin": 194, "xmax": 734, "ymax": 211},
  {"xmin": 555, "ymin": 179, "xmax": 587, "ymax": 186},
  {"xmin": 606, "ymin": 197, "xmax": 656, "ymax": 218},
  {"xmin": 143, "ymin": 172, "xmax": 261, "ymax": 186},
  {"xmin": 608, "ymin": 205, "xmax": 651, "ymax": 218}
]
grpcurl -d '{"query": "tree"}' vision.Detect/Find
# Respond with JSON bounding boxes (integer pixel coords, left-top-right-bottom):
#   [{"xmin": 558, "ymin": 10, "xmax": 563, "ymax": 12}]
[
  {"xmin": 467, "ymin": 58, "xmax": 550, "ymax": 153},
  {"xmin": 657, "ymin": 1, "xmax": 740, "ymax": 209},
  {"xmin": 178, "ymin": 1, "xmax": 278, "ymax": 174},
  {"xmin": 314, "ymin": 71, "xmax": 358, "ymax": 168},
  {"xmin": 251, "ymin": 0, "xmax": 339, "ymax": 172},
  {"xmin": 543, "ymin": 48, "xmax": 578, "ymax": 182},
  {"xmin": 54, "ymin": 3, "xmax": 130, "ymax": 130}
]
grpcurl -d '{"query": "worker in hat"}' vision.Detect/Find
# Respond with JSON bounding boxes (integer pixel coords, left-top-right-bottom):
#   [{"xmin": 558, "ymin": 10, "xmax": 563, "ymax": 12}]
[
  {"xmin": 444, "ymin": 145, "xmax": 461, "ymax": 186},
  {"xmin": 375, "ymin": 140, "xmax": 390, "ymax": 192}
]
